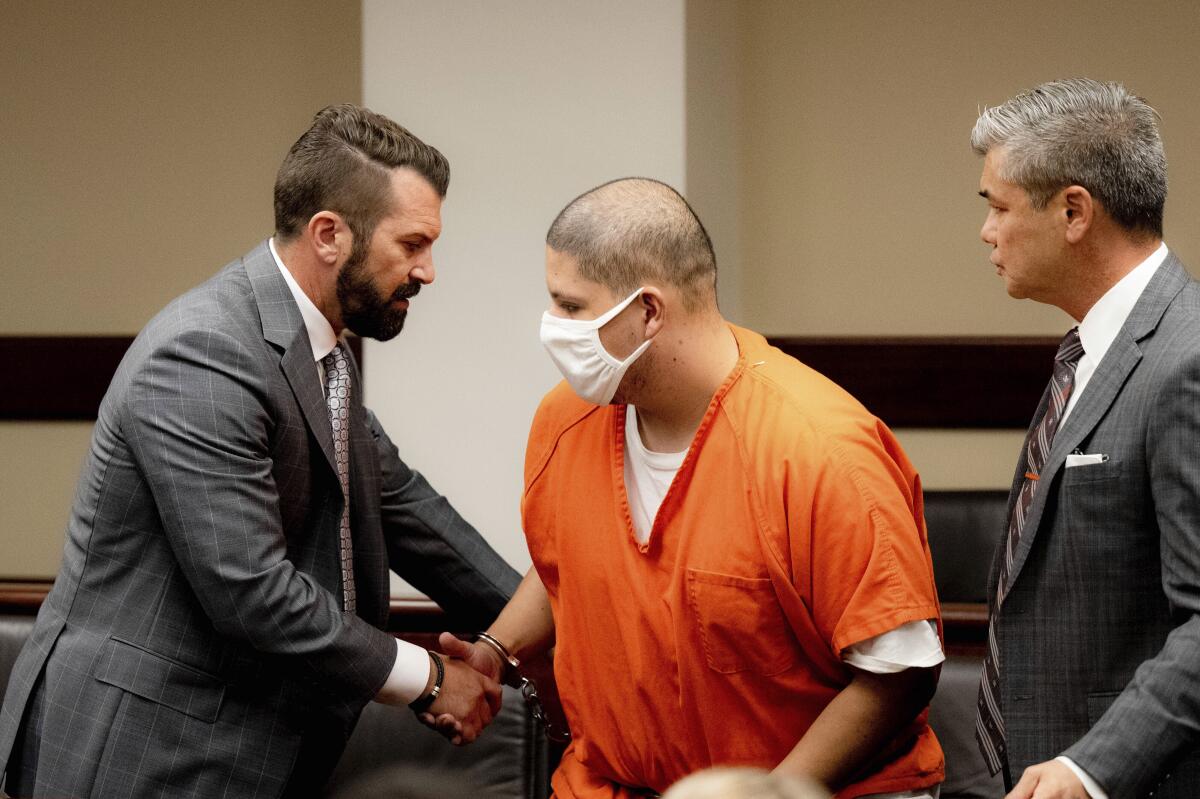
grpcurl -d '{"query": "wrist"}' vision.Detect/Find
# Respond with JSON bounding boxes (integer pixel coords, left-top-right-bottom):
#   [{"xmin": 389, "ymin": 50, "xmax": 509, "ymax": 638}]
[
  {"xmin": 408, "ymin": 650, "xmax": 444, "ymax": 713},
  {"xmin": 474, "ymin": 631, "xmax": 522, "ymax": 687}
]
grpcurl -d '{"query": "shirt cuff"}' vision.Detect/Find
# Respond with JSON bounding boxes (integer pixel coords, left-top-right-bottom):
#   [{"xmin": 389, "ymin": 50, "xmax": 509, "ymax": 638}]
[
  {"xmin": 384, "ymin": 637, "xmax": 433, "ymax": 705},
  {"xmin": 842, "ymin": 619, "xmax": 945, "ymax": 674},
  {"xmin": 1055, "ymin": 756, "xmax": 1108, "ymax": 799}
]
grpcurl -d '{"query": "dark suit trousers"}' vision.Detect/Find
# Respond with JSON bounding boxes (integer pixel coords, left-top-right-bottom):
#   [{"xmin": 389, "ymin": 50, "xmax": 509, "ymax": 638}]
[
  {"xmin": 282, "ymin": 711, "xmax": 354, "ymax": 798},
  {"xmin": 5, "ymin": 674, "xmax": 45, "ymax": 797}
]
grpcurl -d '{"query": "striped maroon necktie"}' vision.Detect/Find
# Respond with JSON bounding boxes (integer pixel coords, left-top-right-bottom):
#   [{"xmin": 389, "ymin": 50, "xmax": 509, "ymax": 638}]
[{"xmin": 976, "ymin": 327, "xmax": 1085, "ymax": 777}]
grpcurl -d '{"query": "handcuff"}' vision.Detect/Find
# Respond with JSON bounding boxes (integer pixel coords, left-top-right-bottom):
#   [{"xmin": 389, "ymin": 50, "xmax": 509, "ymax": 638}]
[{"xmin": 473, "ymin": 632, "xmax": 571, "ymax": 744}]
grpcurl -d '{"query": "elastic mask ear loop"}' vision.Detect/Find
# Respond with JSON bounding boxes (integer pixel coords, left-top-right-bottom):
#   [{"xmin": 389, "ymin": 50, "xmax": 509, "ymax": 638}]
[
  {"xmin": 591, "ymin": 287, "xmax": 646, "ymax": 329},
  {"xmin": 590, "ymin": 288, "xmax": 649, "ymax": 366}
]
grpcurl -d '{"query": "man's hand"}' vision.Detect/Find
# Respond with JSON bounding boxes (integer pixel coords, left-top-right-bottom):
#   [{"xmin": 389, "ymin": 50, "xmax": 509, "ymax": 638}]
[
  {"xmin": 439, "ymin": 631, "xmax": 505, "ymax": 682},
  {"xmin": 421, "ymin": 652, "xmax": 503, "ymax": 745},
  {"xmin": 417, "ymin": 569, "xmax": 557, "ymax": 744},
  {"xmin": 1007, "ymin": 760, "xmax": 1091, "ymax": 799},
  {"xmin": 417, "ymin": 632, "xmax": 508, "ymax": 744}
]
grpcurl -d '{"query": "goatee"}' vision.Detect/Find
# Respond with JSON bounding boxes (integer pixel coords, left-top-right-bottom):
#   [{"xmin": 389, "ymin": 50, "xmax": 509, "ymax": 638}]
[{"xmin": 336, "ymin": 245, "xmax": 421, "ymax": 341}]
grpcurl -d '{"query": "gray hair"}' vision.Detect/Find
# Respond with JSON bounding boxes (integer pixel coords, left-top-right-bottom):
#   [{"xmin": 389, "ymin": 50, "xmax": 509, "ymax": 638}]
[
  {"xmin": 546, "ymin": 178, "xmax": 717, "ymax": 312},
  {"xmin": 971, "ymin": 78, "xmax": 1166, "ymax": 236}
]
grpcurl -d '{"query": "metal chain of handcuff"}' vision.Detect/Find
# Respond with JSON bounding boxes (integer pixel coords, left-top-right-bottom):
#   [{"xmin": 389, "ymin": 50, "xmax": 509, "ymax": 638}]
[{"xmin": 474, "ymin": 632, "xmax": 571, "ymax": 744}]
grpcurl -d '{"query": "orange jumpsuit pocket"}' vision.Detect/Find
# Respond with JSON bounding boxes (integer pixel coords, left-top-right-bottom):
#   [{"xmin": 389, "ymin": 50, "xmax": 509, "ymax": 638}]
[{"xmin": 685, "ymin": 568, "xmax": 796, "ymax": 676}]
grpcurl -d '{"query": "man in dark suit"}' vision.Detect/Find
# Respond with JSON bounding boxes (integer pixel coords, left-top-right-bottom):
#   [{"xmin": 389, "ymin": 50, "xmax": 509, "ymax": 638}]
[
  {"xmin": 972, "ymin": 78, "xmax": 1200, "ymax": 799},
  {"xmin": 0, "ymin": 105, "xmax": 520, "ymax": 798}
]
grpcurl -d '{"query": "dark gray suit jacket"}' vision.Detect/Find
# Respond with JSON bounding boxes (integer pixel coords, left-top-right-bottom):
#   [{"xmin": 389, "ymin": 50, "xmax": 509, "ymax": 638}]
[
  {"xmin": 994, "ymin": 253, "xmax": 1200, "ymax": 798},
  {"xmin": 0, "ymin": 241, "xmax": 520, "ymax": 798}
]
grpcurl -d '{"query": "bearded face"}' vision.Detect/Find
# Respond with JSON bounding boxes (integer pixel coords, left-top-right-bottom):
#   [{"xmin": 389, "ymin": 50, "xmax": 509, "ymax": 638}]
[{"xmin": 336, "ymin": 234, "xmax": 422, "ymax": 342}]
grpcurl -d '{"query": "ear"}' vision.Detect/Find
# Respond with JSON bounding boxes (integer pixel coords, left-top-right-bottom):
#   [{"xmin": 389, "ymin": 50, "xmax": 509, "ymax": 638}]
[
  {"xmin": 306, "ymin": 211, "xmax": 353, "ymax": 266},
  {"xmin": 1061, "ymin": 185, "xmax": 1094, "ymax": 244},
  {"xmin": 639, "ymin": 288, "xmax": 667, "ymax": 339}
]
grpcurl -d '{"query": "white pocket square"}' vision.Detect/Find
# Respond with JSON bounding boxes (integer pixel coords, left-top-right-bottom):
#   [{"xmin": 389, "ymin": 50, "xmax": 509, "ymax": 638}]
[{"xmin": 1065, "ymin": 453, "xmax": 1108, "ymax": 467}]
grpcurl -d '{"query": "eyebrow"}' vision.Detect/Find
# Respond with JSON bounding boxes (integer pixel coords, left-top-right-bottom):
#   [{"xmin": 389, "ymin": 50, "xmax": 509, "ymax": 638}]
[{"xmin": 549, "ymin": 290, "xmax": 582, "ymax": 304}]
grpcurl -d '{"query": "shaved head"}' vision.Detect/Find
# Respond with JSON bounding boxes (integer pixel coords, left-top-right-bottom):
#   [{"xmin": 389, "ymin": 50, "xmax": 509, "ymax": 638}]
[{"xmin": 546, "ymin": 178, "xmax": 717, "ymax": 312}]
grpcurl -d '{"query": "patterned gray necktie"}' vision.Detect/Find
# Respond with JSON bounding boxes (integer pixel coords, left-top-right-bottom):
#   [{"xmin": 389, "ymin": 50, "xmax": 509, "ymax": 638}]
[
  {"xmin": 976, "ymin": 327, "xmax": 1084, "ymax": 777},
  {"xmin": 322, "ymin": 343, "xmax": 356, "ymax": 614}
]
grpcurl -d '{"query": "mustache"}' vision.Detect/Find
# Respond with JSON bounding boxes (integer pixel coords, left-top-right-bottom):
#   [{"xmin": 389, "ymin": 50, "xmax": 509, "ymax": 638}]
[{"xmin": 391, "ymin": 281, "xmax": 422, "ymax": 301}]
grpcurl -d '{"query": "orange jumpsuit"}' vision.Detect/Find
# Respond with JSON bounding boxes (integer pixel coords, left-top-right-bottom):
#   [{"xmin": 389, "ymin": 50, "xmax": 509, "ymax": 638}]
[{"xmin": 522, "ymin": 325, "xmax": 944, "ymax": 798}]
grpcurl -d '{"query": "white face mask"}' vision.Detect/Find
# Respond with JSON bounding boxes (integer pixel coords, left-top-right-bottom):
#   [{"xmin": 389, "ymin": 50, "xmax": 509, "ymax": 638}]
[{"xmin": 539, "ymin": 287, "xmax": 653, "ymax": 405}]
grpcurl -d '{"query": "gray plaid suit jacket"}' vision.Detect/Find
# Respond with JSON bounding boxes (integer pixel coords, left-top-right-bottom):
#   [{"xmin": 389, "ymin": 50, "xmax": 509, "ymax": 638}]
[
  {"xmin": 991, "ymin": 253, "xmax": 1200, "ymax": 798},
  {"xmin": 0, "ymin": 241, "xmax": 520, "ymax": 798}
]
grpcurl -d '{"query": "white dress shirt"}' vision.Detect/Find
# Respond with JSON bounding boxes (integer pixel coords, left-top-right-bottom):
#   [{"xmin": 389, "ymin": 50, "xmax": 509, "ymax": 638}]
[
  {"xmin": 270, "ymin": 238, "xmax": 430, "ymax": 704},
  {"xmin": 1061, "ymin": 242, "xmax": 1168, "ymax": 423}
]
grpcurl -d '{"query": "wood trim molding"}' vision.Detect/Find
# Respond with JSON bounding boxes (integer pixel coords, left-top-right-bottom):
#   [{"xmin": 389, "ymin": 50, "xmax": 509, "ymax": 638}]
[
  {"xmin": 2, "ymin": 336, "xmax": 133, "ymax": 421},
  {"xmin": 3, "ymin": 333, "xmax": 1051, "ymax": 426},
  {"xmin": 0, "ymin": 580, "xmax": 446, "ymax": 629},
  {"xmin": 941, "ymin": 602, "xmax": 988, "ymax": 630},
  {"xmin": 767, "ymin": 336, "xmax": 1059, "ymax": 429},
  {"xmin": 0, "ymin": 580, "xmax": 54, "ymax": 613},
  {"xmin": 0, "ymin": 334, "xmax": 364, "ymax": 421}
]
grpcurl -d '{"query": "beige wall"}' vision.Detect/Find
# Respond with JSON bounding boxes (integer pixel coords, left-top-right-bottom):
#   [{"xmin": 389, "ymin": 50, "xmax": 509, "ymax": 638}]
[
  {"xmin": 0, "ymin": 424, "xmax": 93, "ymax": 578},
  {"xmin": 686, "ymin": 0, "xmax": 746, "ymax": 323},
  {"xmin": 361, "ymin": 0, "xmax": 687, "ymax": 583},
  {"xmin": 0, "ymin": 1, "xmax": 360, "ymax": 577},
  {"xmin": 681, "ymin": 0, "xmax": 1200, "ymax": 494},
  {"xmin": 696, "ymin": 0, "xmax": 1200, "ymax": 338}
]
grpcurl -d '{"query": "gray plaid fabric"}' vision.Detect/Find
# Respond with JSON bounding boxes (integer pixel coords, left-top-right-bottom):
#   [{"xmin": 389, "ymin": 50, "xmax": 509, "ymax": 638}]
[
  {"xmin": 981, "ymin": 254, "xmax": 1200, "ymax": 798},
  {"xmin": 0, "ymin": 241, "xmax": 520, "ymax": 798}
]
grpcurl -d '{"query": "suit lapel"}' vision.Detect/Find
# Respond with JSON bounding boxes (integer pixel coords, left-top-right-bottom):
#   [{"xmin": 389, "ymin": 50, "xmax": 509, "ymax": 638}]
[
  {"xmin": 346, "ymin": 347, "xmax": 390, "ymax": 627},
  {"xmin": 1005, "ymin": 253, "xmax": 1190, "ymax": 590},
  {"xmin": 244, "ymin": 240, "xmax": 339, "ymax": 477}
]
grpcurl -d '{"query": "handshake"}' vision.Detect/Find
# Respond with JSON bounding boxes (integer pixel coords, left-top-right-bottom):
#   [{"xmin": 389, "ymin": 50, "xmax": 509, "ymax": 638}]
[{"xmin": 411, "ymin": 632, "xmax": 512, "ymax": 746}]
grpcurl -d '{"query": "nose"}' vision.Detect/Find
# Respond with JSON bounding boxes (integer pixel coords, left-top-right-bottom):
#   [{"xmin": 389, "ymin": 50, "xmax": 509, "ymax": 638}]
[
  {"xmin": 980, "ymin": 213, "xmax": 997, "ymax": 246},
  {"xmin": 410, "ymin": 253, "xmax": 436, "ymax": 285}
]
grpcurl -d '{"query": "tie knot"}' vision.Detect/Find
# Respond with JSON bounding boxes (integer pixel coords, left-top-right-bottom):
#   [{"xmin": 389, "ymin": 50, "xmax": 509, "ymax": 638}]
[
  {"xmin": 323, "ymin": 344, "xmax": 349, "ymax": 376},
  {"xmin": 1055, "ymin": 327, "xmax": 1084, "ymax": 366}
]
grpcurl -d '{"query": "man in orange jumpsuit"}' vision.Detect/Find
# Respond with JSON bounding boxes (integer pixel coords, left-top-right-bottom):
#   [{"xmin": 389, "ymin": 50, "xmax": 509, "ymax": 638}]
[{"xmin": 436, "ymin": 179, "xmax": 945, "ymax": 798}]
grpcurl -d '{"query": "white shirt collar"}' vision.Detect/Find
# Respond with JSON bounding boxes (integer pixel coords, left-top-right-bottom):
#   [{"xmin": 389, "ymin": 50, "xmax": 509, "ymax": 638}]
[
  {"xmin": 269, "ymin": 237, "xmax": 339, "ymax": 362},
  {"xmin": 1077, "ymin": 242, "xmax": 1168, "ymax": 367}
]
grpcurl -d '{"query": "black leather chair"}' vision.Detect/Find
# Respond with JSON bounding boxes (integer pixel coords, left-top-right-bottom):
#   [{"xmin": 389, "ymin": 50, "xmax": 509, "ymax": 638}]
[
  {"xmin": 923, "ymin": 490, "xmax": 1009, "ymax": 799},
  {"xmin": 325, "ymin": 682, "xmax": 549, "ymax": 798},
  {"xmin": 924, "ymin": 490, "xmax": 1008, "ymax": 605}
]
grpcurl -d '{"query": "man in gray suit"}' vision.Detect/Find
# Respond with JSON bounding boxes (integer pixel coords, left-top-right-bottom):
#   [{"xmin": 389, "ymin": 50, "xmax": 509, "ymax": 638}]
[
  {"xmin": 0, "ymin": 105, "xmax": 520, "ymax": 797},
  {"xmin": 972, "ymin": 78, "xmax": 1200, "ymax": 799}
]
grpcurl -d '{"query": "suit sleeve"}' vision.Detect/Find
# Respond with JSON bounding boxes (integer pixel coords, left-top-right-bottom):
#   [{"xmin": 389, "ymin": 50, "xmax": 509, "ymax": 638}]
[
  {"xmin": 367, "ymin": 409, "xmax": 521, "ymax": 628},
  {"xmin": 123, "ymin": 328, "xmax": 395, "ymax": 704},
  {"xmin": 1064, "ymin": 349, "xmax": 1200, "ymax": 795}
]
